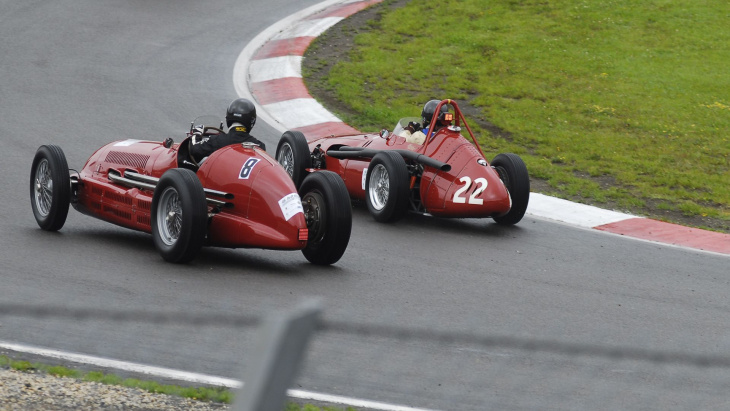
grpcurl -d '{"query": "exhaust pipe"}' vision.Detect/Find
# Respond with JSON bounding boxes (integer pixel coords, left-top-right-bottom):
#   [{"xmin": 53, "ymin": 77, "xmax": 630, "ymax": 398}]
[
  {"xmin": 326, "ymin": 147, "xmax": 451, "ymax": 172},
  {"xmin": 108, "ymin": 171, "xmax": 233, "ymax": 208},
  {"xmin": 123, "ymin": 171, "xmax": 234, "ymax": 199}
]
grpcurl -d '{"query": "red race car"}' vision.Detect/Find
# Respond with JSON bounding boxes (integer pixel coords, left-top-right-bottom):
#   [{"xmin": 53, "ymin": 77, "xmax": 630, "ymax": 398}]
[
  {"xmin": 275, "ymin": 99, "xmax": 530, "ymax": 225},
  {"xmin": 30, "ymin": 116, "xmax": 352, "ymax": 265}
]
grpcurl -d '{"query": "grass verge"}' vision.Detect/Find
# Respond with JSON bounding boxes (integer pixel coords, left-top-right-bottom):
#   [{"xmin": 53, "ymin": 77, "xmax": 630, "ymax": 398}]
[{"xmin": 303, "ymin": 0, "xmax": 729, "ymax": 232}]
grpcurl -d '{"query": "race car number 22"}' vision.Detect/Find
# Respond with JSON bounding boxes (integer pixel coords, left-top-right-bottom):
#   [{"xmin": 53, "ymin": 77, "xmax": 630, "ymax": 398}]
[{"xmin": 453, "ymin": 176, "xmax": 488, "ymax": 205}]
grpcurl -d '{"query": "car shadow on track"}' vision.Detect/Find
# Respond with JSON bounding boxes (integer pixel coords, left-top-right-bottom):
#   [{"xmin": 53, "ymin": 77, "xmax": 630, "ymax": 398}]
[
  {"xmin": 65, "ymin": 227, "xmax": 345, "ymax": 276},
  {"xmin": 191, "ymin": 247, "xmax": 347, "ymax": 277},
  {"xmin": 350, "ymin": 202, "xmax": 532, "ymax": 238}
]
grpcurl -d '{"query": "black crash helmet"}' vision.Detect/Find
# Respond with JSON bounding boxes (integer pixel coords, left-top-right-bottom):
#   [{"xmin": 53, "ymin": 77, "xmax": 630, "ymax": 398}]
[
  {"xmin": 421, "ymin": 99, "xmax": 449, "ymax": 126},
  {"xmin": 226, "ymin": 98, "xmax": 257, "ymax": 131}
]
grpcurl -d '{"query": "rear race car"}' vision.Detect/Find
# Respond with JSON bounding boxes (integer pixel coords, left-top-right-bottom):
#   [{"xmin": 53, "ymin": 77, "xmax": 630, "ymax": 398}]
[{"xmin": 276, "ymin": 99, "xmax": 530, "ymax": 225}]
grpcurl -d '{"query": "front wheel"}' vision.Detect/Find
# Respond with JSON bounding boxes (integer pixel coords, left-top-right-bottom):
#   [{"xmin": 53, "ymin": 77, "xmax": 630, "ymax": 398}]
[
  {"xmin": 365, "ymin": 151, "xmax": 410, "ymax": 223},
  {"xmin": 276, "ymin": 130, "xmax": 312, "ymax": 188},
  {"xmin": 299, "ymin": 171, "xmax": 352, "ymax": 265},
  {"xmin": 30, "ymin": 145, "xmax": 71, "ymax": 231},
  {"xmin": 151, "ymin": 168, "xmax": 208, "ymax": 263},
  {"xmin": 491, "ymin": 153, "xmax": 530, "ymax": 225}
]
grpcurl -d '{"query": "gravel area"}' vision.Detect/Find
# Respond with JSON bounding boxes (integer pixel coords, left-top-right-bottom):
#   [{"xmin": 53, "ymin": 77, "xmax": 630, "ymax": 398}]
[{"xmin": 0, "ymin": 369, "xmax": 230, "ymax": 410}]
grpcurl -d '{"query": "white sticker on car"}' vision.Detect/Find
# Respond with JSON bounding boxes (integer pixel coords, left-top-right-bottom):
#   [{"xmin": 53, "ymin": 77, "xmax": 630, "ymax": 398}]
[
  {"xmin": 113, "ymin": 139, "xmax": 141, "ymax": 146},
  {"xmin": 239, "ymin": 158, "xmax": 260, "ymax": 179},
  {"xmin": 279, "ymin": 193, "xmax": 304, "ymax": 221},
  {"xmin": 362, "ymin": 167, "xmax": 368, "ymax": 191}
]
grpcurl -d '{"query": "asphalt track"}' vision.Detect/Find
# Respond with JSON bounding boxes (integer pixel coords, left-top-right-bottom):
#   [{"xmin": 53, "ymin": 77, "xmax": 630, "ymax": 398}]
[{"xmin": 2, "ymin": 0, "xmax": 730, "ymax": 409}]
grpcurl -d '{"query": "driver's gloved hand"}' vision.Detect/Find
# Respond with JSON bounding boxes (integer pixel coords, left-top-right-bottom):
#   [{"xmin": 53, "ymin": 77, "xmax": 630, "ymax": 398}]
[{"xmin": 406, "ymin": 121, "xmax": 422, "ymax": 132}]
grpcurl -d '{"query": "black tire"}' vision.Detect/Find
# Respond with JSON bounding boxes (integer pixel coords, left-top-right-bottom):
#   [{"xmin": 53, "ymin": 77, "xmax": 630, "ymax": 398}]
[
  {"xmin": 276, "ymin": 130, "xmax": 312, "ymax": 188},
  {"xmin": 30, "ymin": 145, "xmax": 71, "ymax": 231},
  {"xmin": 151, "ymin": 168, "xmax": 208, "ymax": 263},
  {"xmin": 365, "ymin": 151, "xmax": 410, "ymax": 223},
  {"xmin": 299, "ymin": 171, "xmax": 352, "ymax": 265},
  {"xmin": 491, "ymin": 153, "xmax": 530, "ymax": 225}
]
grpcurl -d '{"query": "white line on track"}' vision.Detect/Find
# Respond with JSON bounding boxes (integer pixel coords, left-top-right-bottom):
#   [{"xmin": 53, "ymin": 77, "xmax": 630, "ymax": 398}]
[{"xmin": 0, "ymin": 340, "xmax": 437, "ymax": 411}]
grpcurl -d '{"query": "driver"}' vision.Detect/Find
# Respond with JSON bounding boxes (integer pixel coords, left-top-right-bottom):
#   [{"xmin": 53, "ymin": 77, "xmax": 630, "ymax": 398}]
[
  {"xmin": 398, "ymin": 99, "xmax": 450, "ymax": 144},
  {"xmin": 190, "ymin": 98, "xmax": 266, "ymax": 162}
]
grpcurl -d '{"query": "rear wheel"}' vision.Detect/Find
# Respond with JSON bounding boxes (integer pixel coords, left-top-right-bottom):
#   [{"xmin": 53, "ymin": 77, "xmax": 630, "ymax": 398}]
[
  {"xmin": 151, "ymin": 168, "xmax": 208, "ymax": 263},
  {"xmin": 491, "ymin": 153, "xmax": 530, "ymax": 225},
  {"xmin": 299, "ymin": 171, "xmax": 352, "ymax": 265},
  {"xmin": 30, "ymin": 145, "xmax": 71, "ymax": 231},
  {"xmin": 276, "ymin": 130, "xmax": 312, "ymax": 188},
  {"xmin": 365, "ymin": 151, "xmax": 410, "ymax": 223}
]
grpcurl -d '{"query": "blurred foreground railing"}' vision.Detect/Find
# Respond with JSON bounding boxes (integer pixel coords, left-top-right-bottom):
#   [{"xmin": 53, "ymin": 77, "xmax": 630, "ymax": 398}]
[{"xmin": 2, "ymin": 302, "xmax": 730, "ymax": 410}]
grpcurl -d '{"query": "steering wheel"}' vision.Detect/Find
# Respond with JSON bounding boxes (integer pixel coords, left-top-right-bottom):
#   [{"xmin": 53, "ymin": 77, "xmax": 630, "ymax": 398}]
[
  {"xmin": 202, "ymin": 126, "xmax": 224, "ymax": 136},
  {"xmin": 186, "ymin": 126, "xmax": 225, "ymax": 167}
]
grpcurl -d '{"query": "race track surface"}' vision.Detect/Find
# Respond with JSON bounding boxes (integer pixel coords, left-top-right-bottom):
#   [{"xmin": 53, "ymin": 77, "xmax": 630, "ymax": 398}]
[{"xmin": 2, "ymin": 1, "xmax": 730, "ymax": 409}]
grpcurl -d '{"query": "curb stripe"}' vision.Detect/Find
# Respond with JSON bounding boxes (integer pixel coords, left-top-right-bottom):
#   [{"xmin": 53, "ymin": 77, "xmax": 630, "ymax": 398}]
[
  {"xmin": 249, "ymin": 56, "xmax": 303, "ymax": 83},
  {"xmin": 273, "ymin": 16, "xmax": 344, "ymax": 40},
  {"xmin": 293, "ymin": 121, "xmax": 362, "ymax": 136},
  {"xmin": 252, "ymin": 77, "xmax": 313, "ymax": 105},
  {"xmin": 595, "ymin": 218, "xmax": 730, "ymax": 254},
  {"xmin": 263, "ymin": 98, "xmax": 341, "ymax": 128},
  {"xmin": 306, "ymin": 0, "xmax": 383, "ymax": 19},
  {"xmin": 253, "ymin": 37, "xmax": 315, "ymax": 60},
  {"xmin": 527, "ymin": 193, "xmax": 635, "ymax": 228}
]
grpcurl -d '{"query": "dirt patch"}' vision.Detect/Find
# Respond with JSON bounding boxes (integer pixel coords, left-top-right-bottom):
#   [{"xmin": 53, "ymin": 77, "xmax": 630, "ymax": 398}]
[{"xmin": 301, "ymin": 1, "xmax": 729, "ymax": 233}]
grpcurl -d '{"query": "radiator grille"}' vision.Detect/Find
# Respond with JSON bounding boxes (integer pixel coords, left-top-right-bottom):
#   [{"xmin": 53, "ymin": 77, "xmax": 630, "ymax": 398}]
[
  {"xmin": 105, "ymin": 151, "xmax": 150, "ymax": 169},
  {"xmin": 103, "ymin": 205, "xmax": 132, "ymax": 221},
  {"xmin": 137, "ymin": 200, "xmax": 151, "ymax": 211},
  {"xmin": 137, "ymin": 215, "xmax": 151, "ymax": 226},
  {"xmin": 104, "ymin": 191, "xmax": 133, "ymax": 205}
]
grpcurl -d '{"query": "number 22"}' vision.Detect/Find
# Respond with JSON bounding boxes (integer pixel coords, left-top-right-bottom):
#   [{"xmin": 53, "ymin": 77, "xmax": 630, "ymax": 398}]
[{"xmin": 452, "ymin": 176, "xmax": 488, "ymax": 205}]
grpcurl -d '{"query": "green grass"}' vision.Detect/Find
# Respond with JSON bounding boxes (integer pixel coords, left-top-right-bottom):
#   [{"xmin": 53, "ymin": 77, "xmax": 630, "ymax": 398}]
[
  {"xmin": 0, "ymin": 355, "xmax": 353, "ymax": 410},
  {"xmin": 306, "ymin": 0, "xmax": 730, "ymax": 231}
]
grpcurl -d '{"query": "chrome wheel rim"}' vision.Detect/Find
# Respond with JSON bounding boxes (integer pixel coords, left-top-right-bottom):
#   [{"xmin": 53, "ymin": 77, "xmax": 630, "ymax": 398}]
[
  {"xmin": 277, "ymin": 143, "xmax": 294, "ymax": 177},
  {"xmin": 157, "ymin": 187, "xmax": 182, "ymax": 246},
  {"xmin": 368, "ymin": 164, "xmax": 389, "ymax": 211},
  {"xmin": 34, "ymin": 159, "xmax": 53, "ymax": 217}
]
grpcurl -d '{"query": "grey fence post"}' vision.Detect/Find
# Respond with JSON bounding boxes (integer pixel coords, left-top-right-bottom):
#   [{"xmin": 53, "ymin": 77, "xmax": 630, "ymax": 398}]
[{"xmin": 233, "ymin": 299, "xmax": 322, "ymax": 411}]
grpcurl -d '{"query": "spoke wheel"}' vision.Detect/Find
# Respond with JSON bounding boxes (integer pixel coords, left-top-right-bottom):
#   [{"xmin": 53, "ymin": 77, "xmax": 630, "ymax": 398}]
[
  {"xmin": 34, "ymin": 159, "xmax": 53, "ymax": 217},
  {"xmin": 276, "ymin": 130, "xmax": 312, "ymax": 188},
  {"xmin": 277, "ymin": 142, "xmax": 295, "ymax": 177},
  {"xmin": 368, "ymin": 164, "xmax": 390, "ymax": 211},
  {"xmin": 156, "ymin": 187, "xmax": 183, "ymax": 246},
  {"xmin": 30, "ymin": 145, "xmax": 70, "ymax": 231},
  {"xmin": 151, "ymin": 168, "xmax": 208, "ymax": 263},
  {"xmin": 365, "ymin": 151, "xmax": 410, "ymax": 223}
]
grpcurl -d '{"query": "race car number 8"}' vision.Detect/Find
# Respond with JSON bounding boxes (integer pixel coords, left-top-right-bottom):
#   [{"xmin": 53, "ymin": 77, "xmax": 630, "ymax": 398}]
[
  {"xmin": 239, "ymin": 158, "xmax": 260, "ymax": 179},
  {"xmin": 452, "ymin": 176, "xmax": 488, "ymax": 205}
]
